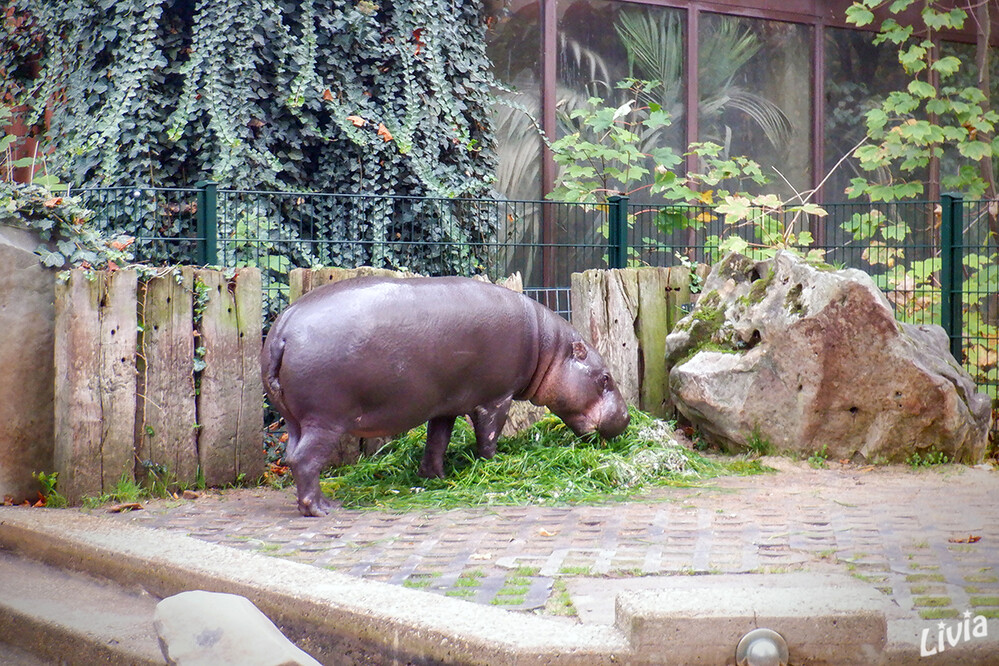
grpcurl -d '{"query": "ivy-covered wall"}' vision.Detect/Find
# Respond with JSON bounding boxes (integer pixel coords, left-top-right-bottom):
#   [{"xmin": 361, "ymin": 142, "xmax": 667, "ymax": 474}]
[{"xmin": 1, "ymin": 0, "xmax": 497, "ymax": 270}]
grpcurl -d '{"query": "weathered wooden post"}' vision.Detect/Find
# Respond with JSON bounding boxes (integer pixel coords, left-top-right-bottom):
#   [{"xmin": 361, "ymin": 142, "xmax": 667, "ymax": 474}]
[
  {"xmin": 196, "ymin": 268, "xmax": 264, "ymax": 486},
  {"xmin": 54, "ymin": 269, "xmax": 138, "ymax": 503},
  {"xmin": 570, "ymin": 266, "xmax": 695, "ymax": 418},
  {"xmin": 136, "ymin": 267, "xmax": 199, "ymax": 485}
]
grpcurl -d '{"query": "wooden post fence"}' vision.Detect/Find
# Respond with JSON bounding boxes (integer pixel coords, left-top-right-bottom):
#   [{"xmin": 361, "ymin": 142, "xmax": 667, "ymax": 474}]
[{"xmin": 54, "ymin": 267, "xmax": 263, "ymax": 502}]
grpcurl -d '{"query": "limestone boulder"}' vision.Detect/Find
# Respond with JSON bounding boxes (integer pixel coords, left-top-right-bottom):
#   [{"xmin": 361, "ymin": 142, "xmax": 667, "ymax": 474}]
[
  {"xmin": 664, "ymin": 251, "xmax": 992, "ymax": 463},
  {"xmin": 154, "ymin": 590, "xmax": 322, "ymax": 666}
]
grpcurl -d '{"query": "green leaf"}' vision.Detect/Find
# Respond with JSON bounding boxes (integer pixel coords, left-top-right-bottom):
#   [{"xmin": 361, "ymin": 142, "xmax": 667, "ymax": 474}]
[
  {"xmin": 718, "ymin": 235, "xmax": 750, "ymax": 255},
  {"xmin": 907, "ymin": 80, "xmax": 936, "ymax": 98},
  {"xmin": 865, "ymin": 109, "xmax": 889, "ymax": 136},
  {"xmin": 846, "ymin": 4, "xmax": 875, "ymax": 26},
  {"xmin": 841, "ymin": 210, "xmax": 884, "ymax": 240},
  {"xmin": 882, "ymin": 221, "xmax": 909, "ymax": 241},
  {"xmin": 796, "ymin": 203, "xmax": 828, "ymax": 217},
  {"xmin": 930, "ymin": 56, "xmax": 962, "ymax": 78},
  {"xmin": 643, "ymin": 108, "xmax": 672, "ymax": 129},
  {"xmin": 898, "ymin": 43, "xmax": 928, "ymax": 72},
  {"xmin": 958, "ymin": 141, "xmax": 992, "ymax": 161},
  {"xmin": 716, "ymin": 195, "xmax": 753, "ymax": 224}
]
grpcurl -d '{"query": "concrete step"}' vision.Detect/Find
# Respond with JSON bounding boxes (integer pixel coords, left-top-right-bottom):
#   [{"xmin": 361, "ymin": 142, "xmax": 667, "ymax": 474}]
[
  {"xmin": 0, "ymin": 640, "xmax": 51, "ymax": 666},
  {"xmin": 0, "ymin": 547, "xmax": 164, "ymax": 665}
]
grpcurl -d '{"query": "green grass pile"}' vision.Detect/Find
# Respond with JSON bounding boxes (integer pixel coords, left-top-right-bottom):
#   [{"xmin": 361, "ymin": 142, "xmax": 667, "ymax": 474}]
[{"xmin": 319, "ymin": 408, "xmax": 770, "ymax": 510}]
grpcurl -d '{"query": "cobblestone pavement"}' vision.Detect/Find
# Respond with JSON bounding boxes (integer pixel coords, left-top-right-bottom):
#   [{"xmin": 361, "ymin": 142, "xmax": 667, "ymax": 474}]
[{"xmin": 89, "ymin": 458, "xmax": 999, "ymax": 627}]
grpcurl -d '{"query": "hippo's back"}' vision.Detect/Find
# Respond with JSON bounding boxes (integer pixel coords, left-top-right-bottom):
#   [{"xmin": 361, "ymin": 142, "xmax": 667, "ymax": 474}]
[{"xmin": 265, "ymin": 276, "xmax": 543, "ymax": 432}]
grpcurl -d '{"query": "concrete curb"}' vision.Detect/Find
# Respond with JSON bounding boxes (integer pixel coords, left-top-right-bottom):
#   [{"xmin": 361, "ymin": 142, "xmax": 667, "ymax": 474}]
[
  {"xmin": 0, "ymin": 508, "xmax": 629, "ymax": 665},
  {"xmin": 5, "ymin": 506, "xmax": 998, "ymax": 665}
]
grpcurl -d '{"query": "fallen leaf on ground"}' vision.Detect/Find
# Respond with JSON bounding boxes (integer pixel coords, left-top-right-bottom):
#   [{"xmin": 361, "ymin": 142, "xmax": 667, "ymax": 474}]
[
  {"xmin": 106, "ymin": 503, "xmax": 143, "ymax": 513},
  {"xmin": 539, "ymin": 528, "xmax": 558, "ymax": 537},
  {"xmin": 948, "ymin": 535, "xmax": 981, "ymax": 544}
]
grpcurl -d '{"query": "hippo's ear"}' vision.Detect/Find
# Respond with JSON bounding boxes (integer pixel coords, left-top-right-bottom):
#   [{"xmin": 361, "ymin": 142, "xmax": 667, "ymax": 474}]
[{"xmin": 571, "ymin": 341, "xmax": 588, "ymax": 361}]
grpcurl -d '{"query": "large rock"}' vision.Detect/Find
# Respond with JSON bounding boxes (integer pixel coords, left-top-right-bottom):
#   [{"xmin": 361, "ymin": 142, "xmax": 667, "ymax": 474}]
[
  {"xmin": 664, "ymin": 251, "xmax": 992, "ymax": 463},
  {"xmin": 0, "ymin": 227, "xmax": 55, "ymax": 503},
  {"xmin": 154, "ymin": 590, "xmax": 322, "ymax": 666}
]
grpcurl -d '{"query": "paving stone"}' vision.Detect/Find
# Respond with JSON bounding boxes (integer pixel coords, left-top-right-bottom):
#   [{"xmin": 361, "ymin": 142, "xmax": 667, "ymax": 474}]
[{"xmin": 88, "ymin": 463, "xmax": 999, "ymax": 625}]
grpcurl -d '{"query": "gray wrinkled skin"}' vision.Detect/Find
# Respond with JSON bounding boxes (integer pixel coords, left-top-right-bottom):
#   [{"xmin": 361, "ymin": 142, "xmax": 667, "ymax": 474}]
[{"xmin": 262, "ymin": 276, "xmax": 630, "ymax": 517}]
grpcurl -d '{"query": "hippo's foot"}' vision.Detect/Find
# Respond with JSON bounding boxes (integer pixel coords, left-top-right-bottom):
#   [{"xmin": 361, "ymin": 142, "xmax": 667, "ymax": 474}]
[
  {"xmin": 417, "ymin": 461, "xmax": 446, "ymax": 479},
  {"xmin": 297, "ymin": 491, "xmax": 333, "ymax": 517}
]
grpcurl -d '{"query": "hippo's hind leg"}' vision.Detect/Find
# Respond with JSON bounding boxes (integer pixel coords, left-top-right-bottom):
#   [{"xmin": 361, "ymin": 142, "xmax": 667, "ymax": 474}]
[
  {"xmin": 418, "ymin": 415, "xmax": 456, "ymax": 479},
  {"xmin": 471, "ymin": 396, "xmax": 513, "ymax": 459},
  {"xmin": 285, "ymin": 425, "xmax": 340, "ymax": 517}
]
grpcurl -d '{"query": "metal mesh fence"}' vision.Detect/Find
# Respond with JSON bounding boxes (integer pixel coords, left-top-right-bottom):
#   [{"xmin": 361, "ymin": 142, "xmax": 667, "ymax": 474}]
[{"xmin": 75, "ymin": 185, "xmax": 996, "ymax": 438}]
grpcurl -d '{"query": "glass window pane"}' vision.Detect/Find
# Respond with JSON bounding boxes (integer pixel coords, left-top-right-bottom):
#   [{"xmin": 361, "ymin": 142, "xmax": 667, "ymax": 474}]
[
  {"xmin": 698, "ymin": 13, "xmax": 812, "ymax": 199},
  {"xmin": 486, "ymin": 1, "xmax": 543, "ymax": 201},
  {"xmin": 823, "ymin": 26, "xmax": 914, "ymax": 200},
  {"xmin": 556, "ymin": 0, "xmax": 687, "ymax": 200},
  {"xmin": 552, "ymin": 0, "xmax": 688, "ymax": 281}
]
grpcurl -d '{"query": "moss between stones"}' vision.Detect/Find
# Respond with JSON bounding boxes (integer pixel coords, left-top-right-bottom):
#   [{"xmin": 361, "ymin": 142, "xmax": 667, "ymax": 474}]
[
  {"xmin": 746, "ymin": 266, "xmax": 776, "ymax": 305},
  {"xmin": 785, "ymin": 282, "xmax": 806, "ymax": 316}
]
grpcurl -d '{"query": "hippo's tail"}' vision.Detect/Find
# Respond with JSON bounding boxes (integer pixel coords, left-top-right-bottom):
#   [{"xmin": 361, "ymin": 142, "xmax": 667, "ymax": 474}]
[{"xmin": 263, "ymin": 335, "xmax": 290, "ymax": 417}]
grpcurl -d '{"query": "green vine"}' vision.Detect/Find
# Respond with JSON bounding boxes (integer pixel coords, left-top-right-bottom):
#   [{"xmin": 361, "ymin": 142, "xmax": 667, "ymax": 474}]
[{"xmin": 1, "ymin": 1, "xmax": 498, "ymax": 273}]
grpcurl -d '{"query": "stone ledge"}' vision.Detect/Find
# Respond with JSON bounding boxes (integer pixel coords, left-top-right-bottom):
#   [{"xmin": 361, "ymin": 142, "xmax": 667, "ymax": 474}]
[{"xmin": 615, "ymin": 577, "xmax": 888, "ymax": 665}]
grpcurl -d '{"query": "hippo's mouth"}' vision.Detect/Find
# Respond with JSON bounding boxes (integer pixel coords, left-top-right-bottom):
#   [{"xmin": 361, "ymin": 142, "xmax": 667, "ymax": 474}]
[
  {"xmin": 563, "ymin": 410, "xmax": 629, "ymax": 441},
  {"xmin": 563, "ymin": 414, "xmax": 599, "ymax": 438}
]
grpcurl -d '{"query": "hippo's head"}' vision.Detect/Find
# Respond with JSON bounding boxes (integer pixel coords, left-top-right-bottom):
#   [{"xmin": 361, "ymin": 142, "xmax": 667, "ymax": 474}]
[{"xmin": 540, "ymin": 340, "xmax": 630, "ymax": 440}]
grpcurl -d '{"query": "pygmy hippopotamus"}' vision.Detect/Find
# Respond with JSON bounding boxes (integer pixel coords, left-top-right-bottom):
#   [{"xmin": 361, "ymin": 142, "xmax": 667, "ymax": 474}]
[{"xmin": 262, "ymin": 276, "xmax": 630, "ymax": 517}]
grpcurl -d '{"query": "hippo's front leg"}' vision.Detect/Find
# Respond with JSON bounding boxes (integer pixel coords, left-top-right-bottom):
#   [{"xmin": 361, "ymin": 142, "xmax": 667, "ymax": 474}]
[
  {"xmin": 471, "ymin": 396, "xmax": 513, "ymax": 459},
  {"xmin": 419, "ymin": 415, "xmax": 457, "ymax": 479}
]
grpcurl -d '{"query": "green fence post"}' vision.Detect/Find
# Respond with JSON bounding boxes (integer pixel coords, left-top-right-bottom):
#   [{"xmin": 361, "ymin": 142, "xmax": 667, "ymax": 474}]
[
  {"xmin": 939, "ymin": 192, "xmax": 964, "ymax": 360},
  {"xmin": 195, "ymin": 180, "xmax": 219, "ymax": 266},
  {"xmin": 607, "ymin": 195, "xmax": 629, "ymax": 269}
]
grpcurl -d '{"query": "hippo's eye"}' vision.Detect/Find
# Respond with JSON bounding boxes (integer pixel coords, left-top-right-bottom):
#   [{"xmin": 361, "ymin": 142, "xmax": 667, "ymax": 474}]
[{"xmin": 600, "ymin": 374, "xmax": 611, "ymax": 390}]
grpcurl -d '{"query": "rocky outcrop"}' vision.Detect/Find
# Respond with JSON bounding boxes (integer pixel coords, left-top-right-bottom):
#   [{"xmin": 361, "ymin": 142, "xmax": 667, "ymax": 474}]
[{"xmin": 664, "ymin": 251, "xmax": 992, "ymax": 463}]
